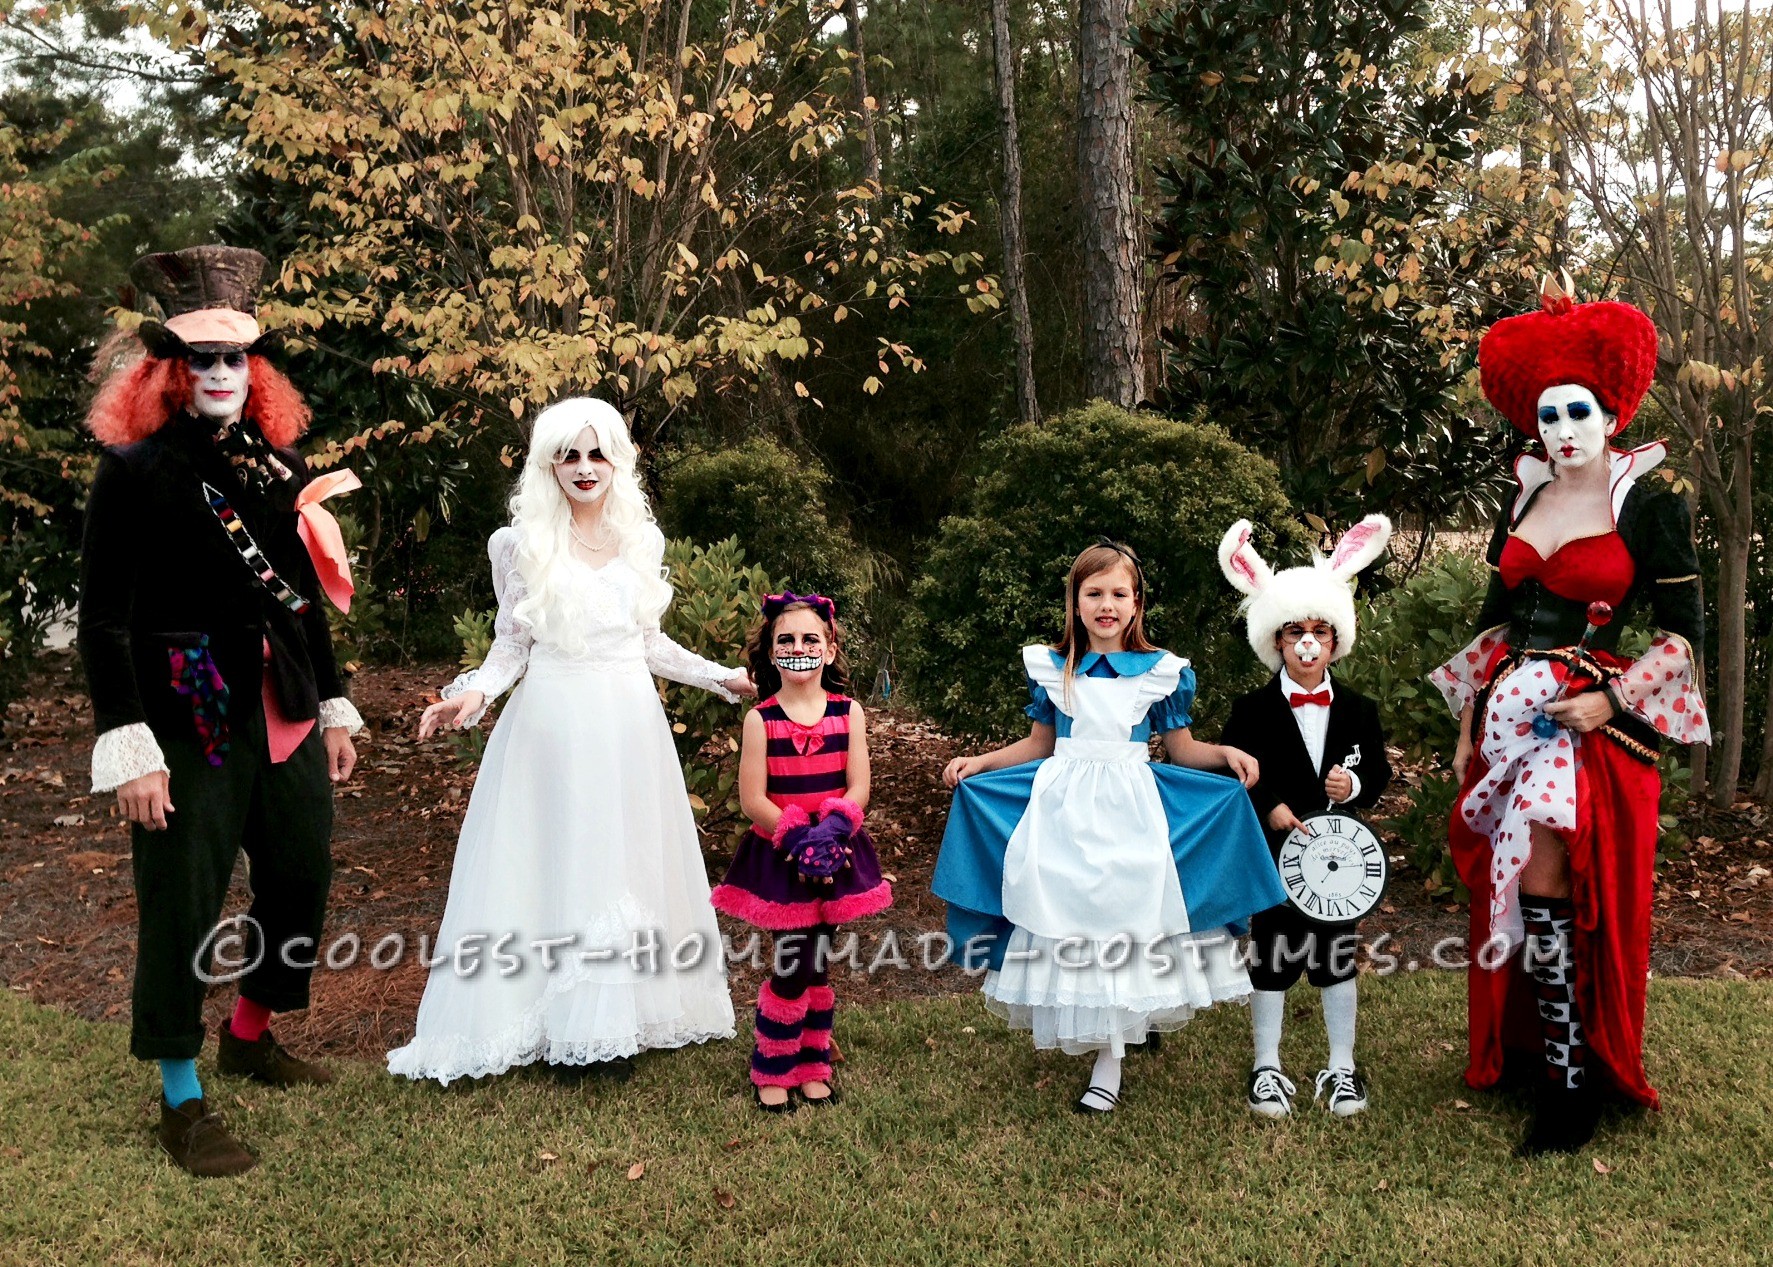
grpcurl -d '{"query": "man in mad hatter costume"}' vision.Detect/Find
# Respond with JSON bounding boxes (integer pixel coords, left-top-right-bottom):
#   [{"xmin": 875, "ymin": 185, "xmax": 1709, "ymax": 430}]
[{"xmin": 78, "ymin": 246, "xmax": 363, "ymax": 1176}]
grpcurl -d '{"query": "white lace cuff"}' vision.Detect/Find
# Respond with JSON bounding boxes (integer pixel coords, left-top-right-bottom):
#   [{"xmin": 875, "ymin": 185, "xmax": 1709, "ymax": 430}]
[
  {"xmin": 318, "ymin": 696, "xmax": 365, "ymax": 734},
  {"xmin": 91, "ymin": 722, "xmax": 169, "ymax": 794},
  {"xmin": 440, "ymin": 672, "xmax": 494, "ymax": 727},
  {"xmin": 1339, "ymin": 770, "xmax": 1362, "ymax": 804}
]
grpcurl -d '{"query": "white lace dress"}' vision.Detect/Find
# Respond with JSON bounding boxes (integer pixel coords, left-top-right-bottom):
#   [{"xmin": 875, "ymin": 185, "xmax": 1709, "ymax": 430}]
[{"xmin": 386, "ymin": 526, "xmax": 739, "ymax": 1083}]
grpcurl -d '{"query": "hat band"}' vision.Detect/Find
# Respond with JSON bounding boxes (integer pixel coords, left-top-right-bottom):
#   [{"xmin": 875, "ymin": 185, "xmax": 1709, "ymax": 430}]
[{"xmin": 164, "ymin": 308, "xmax": 261, "ymax": 348}]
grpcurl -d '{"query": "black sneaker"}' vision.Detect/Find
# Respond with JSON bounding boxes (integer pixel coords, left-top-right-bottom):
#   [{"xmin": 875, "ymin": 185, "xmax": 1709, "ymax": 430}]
[
  {"xmin": 1313, "ymin": 1066, "xmax": 1369, "ymax": 1117},
  {"xmin": 1246, "ymin": 1066, "xmax": 1296, "ymax": 1118}
]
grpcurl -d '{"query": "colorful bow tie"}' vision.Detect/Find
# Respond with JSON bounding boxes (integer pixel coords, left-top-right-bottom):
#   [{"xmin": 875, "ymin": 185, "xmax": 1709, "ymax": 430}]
[
  {"xmin": 790, "ymin": 730, "xmax": 825, "ymax": 757},
  {"xmin": 1289, "ymin": 691, "xmax": 1331, "ymax": 709}
]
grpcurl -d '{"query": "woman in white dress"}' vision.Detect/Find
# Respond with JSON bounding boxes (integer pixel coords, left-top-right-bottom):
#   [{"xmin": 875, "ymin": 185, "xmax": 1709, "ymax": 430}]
[{"xmin": 387, "ymin": 398, "xmax": 750, "ymax": 1085}]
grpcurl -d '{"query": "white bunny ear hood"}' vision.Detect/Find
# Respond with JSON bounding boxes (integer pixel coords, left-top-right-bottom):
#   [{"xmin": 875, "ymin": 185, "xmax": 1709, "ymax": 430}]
[{"xmin": 1217, "ymin": 515, "xmax": 1392, "ymax": 672}]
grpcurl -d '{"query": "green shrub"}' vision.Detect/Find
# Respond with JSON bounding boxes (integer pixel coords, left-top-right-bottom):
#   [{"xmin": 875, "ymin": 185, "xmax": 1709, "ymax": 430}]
[
  {"xmin": 901, "ymin": 400, "xmax": 1302, "ymax": 739},
  {"xmin": 656, "ymin": 437, "xmax": 876, "ymax": 657},
  {"xmin": 659, "ymin": 536, "xmax": 783, "ymax": 849},
  {"xmin": 447, "ymin": 536, "xmax": 779, "ymax": 846}
]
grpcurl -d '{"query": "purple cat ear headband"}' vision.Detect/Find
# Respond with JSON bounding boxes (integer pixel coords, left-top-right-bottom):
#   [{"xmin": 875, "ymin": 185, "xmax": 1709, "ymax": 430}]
[{"xmin": 762, "ymin": 591, "xmax": 837, "ymax": 623}]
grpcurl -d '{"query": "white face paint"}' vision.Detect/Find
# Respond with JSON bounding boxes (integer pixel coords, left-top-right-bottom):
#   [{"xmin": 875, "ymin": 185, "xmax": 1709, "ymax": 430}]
[
  {"xmin": 187, "ymin": 351, "xmax": 250, "ymax": 426},
  {"xmin": 1537, "ymin": 384, "xmax": 1614, "ymax": 472},
  {"xmin": 553, "ymin": 425, "xmax": 615, "ymax": 506}
]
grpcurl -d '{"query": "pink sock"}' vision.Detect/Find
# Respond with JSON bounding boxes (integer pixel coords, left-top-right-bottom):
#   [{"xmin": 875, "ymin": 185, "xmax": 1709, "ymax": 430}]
[{"xmin": 230, "ymin": 996, "xmax": 273, "ymax": 1042}]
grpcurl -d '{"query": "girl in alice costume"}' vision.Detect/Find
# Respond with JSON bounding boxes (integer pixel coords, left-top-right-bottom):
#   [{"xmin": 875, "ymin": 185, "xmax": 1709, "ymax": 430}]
[
  {"xmin": 933, "ymin": 541, "xmax": 1286, "ymax": 1113},
  {"xmin": 388, "ymin": 398, "xmax": 751, "ymax": 1085}
]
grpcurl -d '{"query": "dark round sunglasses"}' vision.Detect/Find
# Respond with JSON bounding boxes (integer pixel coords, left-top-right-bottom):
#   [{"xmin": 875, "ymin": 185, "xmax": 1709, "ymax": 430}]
[{"xmin": 187, "ymin": 350, "xmax": 249, "ymax": 371}]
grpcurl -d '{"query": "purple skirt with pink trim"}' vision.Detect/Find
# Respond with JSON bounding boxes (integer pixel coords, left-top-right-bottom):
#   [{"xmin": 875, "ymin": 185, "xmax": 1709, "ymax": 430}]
[{"xmin": 711, "ymin": 827, "xmax": 893, "ymax": 931}]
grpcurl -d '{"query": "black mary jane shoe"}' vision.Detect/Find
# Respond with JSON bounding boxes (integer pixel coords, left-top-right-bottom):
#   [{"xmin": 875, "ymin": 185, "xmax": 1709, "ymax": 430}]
[
  {"xmin": 1516, "ymin": 1079, "xmax": 1602, "ymax": 1157},
  {"xmin": 1073, "ymin": 1084, "xmax": 1122, "ymax": 1115},
  {"xmin": 1127, "ymin": 1032, "xmax": 1163, "ymax": 1055},
  {"xmin": 794, "ymin": 1082, "xmax": 841, "ymax": 1108},
  {"xmin": 549, "ymin": 1056, "xmax": 635, "ymax": 1085},
  {"xmin": 753, "ymin": 1086, "xmax": 797, "ymax": 1115}
]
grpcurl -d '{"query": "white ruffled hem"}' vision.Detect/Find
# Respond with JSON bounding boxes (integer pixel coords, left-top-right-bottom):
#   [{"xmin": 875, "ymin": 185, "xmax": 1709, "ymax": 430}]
[
  {"xmin": 90, "ymin": 723, "xmax": 169, "ymax": 794},
  {"xmin": 317, "ymin": 695, "xmax": 365, "ymax": 734},
  {"xmin": 982, "ymin": 926, "xmax": 1252, "ymax": 1056},
  {"xmin": 386, "ymin": 1011, "xmax": 736, "ymax": 1086}
]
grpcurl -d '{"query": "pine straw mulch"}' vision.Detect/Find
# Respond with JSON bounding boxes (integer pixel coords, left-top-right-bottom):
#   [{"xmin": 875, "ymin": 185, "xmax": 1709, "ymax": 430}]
[{"xmin": 3, "ymin": 652, "xmax": 1769, "ymax": 1063}]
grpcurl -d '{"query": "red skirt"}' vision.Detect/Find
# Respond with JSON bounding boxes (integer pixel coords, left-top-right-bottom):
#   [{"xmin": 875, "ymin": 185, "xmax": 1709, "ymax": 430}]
[{"xmin": 1449, "ymin": 663, "xmax": 1662, "ymax": 1109}]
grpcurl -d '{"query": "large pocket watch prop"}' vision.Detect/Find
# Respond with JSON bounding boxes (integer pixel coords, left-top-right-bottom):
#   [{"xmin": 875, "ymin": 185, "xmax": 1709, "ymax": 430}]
[{"xmin": 1276, "ymin": 811, "xmax": 1388, "ymax": 922}]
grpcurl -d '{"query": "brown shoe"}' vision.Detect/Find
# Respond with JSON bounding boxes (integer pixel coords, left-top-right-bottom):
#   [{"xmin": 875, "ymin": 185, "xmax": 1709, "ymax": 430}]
[
  {"xmin": 157, "ymin": 1097, "xmax": 257, "ymax": 1177},
  {"xmin": 217, "ymin": 1027, "xmax": 336, "ymax": 1087}
]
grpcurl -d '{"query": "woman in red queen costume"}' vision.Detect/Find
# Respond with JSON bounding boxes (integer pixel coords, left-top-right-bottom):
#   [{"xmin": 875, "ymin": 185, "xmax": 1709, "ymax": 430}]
[{"xmin": 1431, "ymin": 280, "xmax": 1709, "ymax": 1156}]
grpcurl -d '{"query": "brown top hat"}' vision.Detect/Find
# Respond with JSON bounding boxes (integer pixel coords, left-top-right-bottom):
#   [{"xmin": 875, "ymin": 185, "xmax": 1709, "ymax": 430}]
[{"xmin": 130, "ymin": 245, "xmax": 268, "ymax": 355}]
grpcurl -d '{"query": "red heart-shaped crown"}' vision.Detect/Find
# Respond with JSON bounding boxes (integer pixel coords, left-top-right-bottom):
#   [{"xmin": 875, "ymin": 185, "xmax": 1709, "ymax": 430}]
[{"xmin": 1479, "ymin": 296, "xmax": 1658, "ymax": 436}]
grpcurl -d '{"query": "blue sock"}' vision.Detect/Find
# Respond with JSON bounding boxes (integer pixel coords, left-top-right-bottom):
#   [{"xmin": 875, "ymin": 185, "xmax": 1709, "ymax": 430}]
[{"xmin": 158, "ymin": 1058, "xmax": 202, "ymax": 1107}]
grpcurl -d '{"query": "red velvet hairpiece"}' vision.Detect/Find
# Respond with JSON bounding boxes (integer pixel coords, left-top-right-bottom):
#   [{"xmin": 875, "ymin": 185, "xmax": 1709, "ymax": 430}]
[{"xmin": 1478, "ymin": 291, "xmax": 1658, "ymax": 436}]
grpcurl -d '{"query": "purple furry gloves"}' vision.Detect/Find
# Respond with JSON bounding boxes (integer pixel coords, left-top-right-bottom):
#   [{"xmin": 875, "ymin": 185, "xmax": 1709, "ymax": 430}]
[
  {"xmin": 771, "ymin": 802, "xmax": 814, "ymax": 857},
  {"xmin": 791, "ymin": 798, "xmax": 864, "ymax": 885}
]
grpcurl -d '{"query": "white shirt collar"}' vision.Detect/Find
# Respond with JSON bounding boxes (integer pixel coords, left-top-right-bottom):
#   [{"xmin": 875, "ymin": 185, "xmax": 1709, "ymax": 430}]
[{"xmin": 1281, "ymin": 670, "xmax": 1334, "ymax": 701}]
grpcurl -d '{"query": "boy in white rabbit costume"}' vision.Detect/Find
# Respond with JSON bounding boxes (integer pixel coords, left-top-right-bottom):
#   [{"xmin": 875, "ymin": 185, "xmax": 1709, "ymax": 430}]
[{"xmin": 1218, "ymin": 516, "xmax": 1394, "ymax": 1118}]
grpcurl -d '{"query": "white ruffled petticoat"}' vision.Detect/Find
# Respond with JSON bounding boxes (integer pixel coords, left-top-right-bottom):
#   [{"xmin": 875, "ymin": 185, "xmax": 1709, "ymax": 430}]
[{"xmin": 386, "ymin": 529, "xmax": 738, "ymax": 1083}]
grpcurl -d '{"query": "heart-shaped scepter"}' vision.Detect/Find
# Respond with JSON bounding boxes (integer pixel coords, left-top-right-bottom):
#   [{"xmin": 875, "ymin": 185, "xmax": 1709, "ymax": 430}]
[{"xmin": 1532, "ymin": 601, "xmax": 1615, "ymax": 738}]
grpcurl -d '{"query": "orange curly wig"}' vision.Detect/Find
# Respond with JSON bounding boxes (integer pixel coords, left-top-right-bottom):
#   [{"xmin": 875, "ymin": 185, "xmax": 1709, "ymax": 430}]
[{"xmin": 87, "ymin": 350, "xmax": 312, "ymax": 449}]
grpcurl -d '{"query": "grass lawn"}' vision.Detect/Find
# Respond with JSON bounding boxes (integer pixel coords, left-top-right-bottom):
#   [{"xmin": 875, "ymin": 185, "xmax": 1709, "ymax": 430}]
[{"xmin": 2, "ymin": 970, "xmax": 1769, "ymax": 1266}]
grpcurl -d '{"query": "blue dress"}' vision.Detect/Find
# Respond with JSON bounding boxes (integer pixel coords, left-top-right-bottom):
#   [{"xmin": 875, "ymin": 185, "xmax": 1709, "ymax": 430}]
[{"xmin": 933, "ymin": 647, "xmax": 1285, "ymax": 1055}]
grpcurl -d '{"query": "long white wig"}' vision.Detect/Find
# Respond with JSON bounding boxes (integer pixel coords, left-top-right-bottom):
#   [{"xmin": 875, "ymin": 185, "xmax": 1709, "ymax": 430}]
[{"xmin": 507, "ymin": 398, "xmax": 674, "ymax": 650}]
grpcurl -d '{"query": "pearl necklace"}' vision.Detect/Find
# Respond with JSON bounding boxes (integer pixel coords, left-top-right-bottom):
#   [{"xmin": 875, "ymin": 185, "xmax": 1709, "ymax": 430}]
[{"xmin": 569, "ymin": 519, "xmax": 616, "ymax": 552}]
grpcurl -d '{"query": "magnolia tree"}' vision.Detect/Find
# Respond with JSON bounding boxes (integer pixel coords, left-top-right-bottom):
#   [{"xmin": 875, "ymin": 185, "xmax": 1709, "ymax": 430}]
[
  {"xmin": 140, "ymin": 0, "xmax": 994, "ymax": 459},
  {"xmin": 1469, "ymin": 0, "xmax": 1773, "ymax": 805}
]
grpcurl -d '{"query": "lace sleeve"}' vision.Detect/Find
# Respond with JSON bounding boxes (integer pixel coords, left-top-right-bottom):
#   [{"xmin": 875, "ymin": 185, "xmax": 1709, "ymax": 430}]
[
  {"xmin": 91, "ymin": 722, "xmax": 169, "ymax": 794},
  {"xmin": 440, "ymin": 530, "xmax": 534, "ymax": 726},
  {"xmin": 642, "ymin": 627, "xmax": 739, "ymax": 701}
]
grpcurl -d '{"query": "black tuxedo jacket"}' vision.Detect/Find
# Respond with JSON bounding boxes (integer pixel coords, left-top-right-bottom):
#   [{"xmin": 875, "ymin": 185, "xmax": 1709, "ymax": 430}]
[
  {"xmin": 1221, "ymin": 673, "xmax": 1392, "ymax": 851},
  {"xmin": 76, "ymin": 412, "xmax": 344, "ymax": 743}
]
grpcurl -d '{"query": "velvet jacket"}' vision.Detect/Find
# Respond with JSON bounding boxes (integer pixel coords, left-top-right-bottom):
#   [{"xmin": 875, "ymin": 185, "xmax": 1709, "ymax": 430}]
[{"xmin": 76, "ymin": 411, "xmax": 344, "ymax": 746}]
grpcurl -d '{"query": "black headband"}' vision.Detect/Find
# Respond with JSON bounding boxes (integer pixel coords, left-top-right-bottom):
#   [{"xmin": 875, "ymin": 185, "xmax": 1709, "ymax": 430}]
[{"xmin": 1092, "ymin": 536, "xmax": 1144, "ymax": 588}]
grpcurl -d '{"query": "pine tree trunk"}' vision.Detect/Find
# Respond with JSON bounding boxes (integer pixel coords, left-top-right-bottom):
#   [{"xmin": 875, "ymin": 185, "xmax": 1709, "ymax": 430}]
[
  {"xmin": 1075, "ymin": 0, "xmax": 1144, "ymax": 407},
  {"xmin": 843, "ymin": 0, "xmax": 882, "ymax": 189},
  {"xmin": 992, "ymin": 0, "xmax": 1040, "ymax": 425},
  {"xmin": 1709, "ymin": 516, "xmax": 1749, "ymax": 807}
]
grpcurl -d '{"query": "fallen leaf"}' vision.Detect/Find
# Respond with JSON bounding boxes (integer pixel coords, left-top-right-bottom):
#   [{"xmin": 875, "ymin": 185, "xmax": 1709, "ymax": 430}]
[
  {"xmin": 539, "ymin": 1150, "xmax": 558, "ymax": 1164},
  {"xmin": 627, "ymin": 1162, "xmax": 645, "ymax": 1181},
  {"xmin": 1592, "ymin": 1158, "xmax": 1613, "ymax": 1174},
  {"xmin": 723, "ymin": 1138, "xmax": 742, "ymax": 1151},
  {"xmin": 714, "ymin": 1188, "xmax": 737, "ymax": 1210},
  {"xmin": 1452, "ymin": 1099, "xmax": 1472, "ymax": 1110},
  {"xmin": 1374, "ymin": 1179, "xmax": 1389, "ymax": 1191},
  {"xmin": 52, "ymin": 813, "xmax": 84, "ymax": 827},
  {"xmin": 961, "ymin": 1026, "xmax": 976, "ymax": 1034}
]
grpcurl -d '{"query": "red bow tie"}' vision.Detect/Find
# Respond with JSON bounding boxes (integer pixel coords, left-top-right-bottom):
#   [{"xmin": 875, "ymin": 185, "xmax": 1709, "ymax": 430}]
[
  {"xmin": 1289, "ymin": 691, "xmax": 1331, "ymax": 709},
  {"xmin": 790, "ymin": 730, "xmax": 825, "ymax": 757}
]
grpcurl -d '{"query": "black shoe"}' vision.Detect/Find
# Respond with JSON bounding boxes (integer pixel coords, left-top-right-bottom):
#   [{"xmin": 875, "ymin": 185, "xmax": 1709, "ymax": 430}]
[
  {"xmin": 753, "ymin": 1085, "xmax": 797, "ymax": 1114},
  {"xmin": 1313, "ymin": 1066, "xmax": 1370, "ymax": 1117},
  {"xmin": 1246, "ymin": 1066, "xmax": 1296, "ymax": 1119},
  {"xmin": 1074, "ymin": 1084, "xmax": 1121, "ymax": 1114},
  {"xmin": 549, "ymin": 1056, "xmax": 635, "ymax": 1084},
  {"xmin": 795, "ymin": 1081, "xmax": 841, "ymax": 1107},
  {"xmin": 156, "ymin": 1097, "xmax": 257, "ymax": 1177},
  {"xmin": 216, "ymin": 1027, "xmax": 334, "ymax": 1087},
  {"xmin": 1127, "ymin": 1032, "xmax": 1163, "ymax": 1055},
  {"xmin": 1516, "ymin": 1078, "xmax": 1602, "ymax": 1157}
]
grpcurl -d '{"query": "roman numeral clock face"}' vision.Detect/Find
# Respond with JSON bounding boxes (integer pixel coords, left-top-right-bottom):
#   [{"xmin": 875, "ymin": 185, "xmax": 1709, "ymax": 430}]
[{"xmin": 1277, "ymin": 815, "xmax": 1388, "ymax": 922}]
